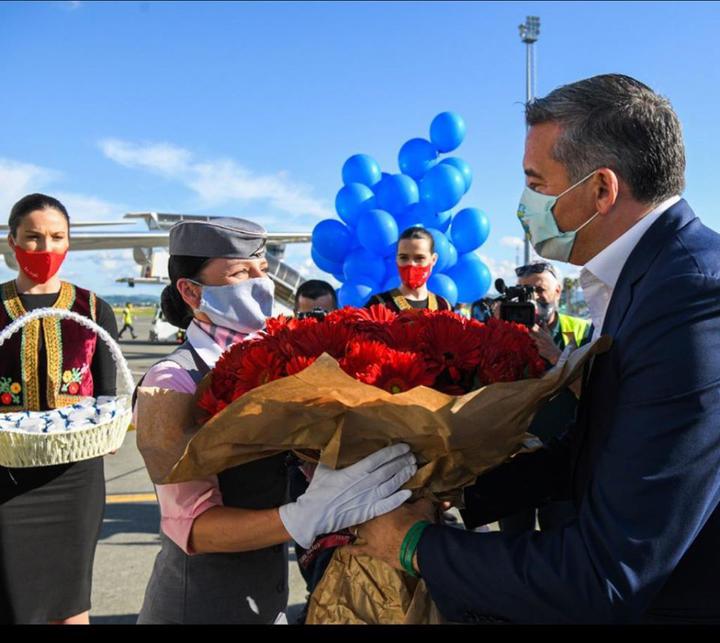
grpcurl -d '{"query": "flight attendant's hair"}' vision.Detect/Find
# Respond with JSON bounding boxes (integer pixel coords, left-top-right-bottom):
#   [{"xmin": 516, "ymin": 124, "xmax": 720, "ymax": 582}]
[{"xmin": 161, "ymin": 255, "xmax": 211, "ymax": 329}]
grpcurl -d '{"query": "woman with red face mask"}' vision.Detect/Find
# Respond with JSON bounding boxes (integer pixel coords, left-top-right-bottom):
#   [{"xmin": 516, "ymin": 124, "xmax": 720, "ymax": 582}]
[
  {"xmin": 0, "ymin": 194, "xmax": 118, "ymax": 625},
  {"xmin": 365, "ymin": 226, "xmax": 452, "ymax": 312}
]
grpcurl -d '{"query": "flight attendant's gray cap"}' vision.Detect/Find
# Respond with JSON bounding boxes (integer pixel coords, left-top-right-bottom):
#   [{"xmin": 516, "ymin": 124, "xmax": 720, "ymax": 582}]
[{"xmin": 169, "ymin": 218, "xmax": 267, "ymax": 259}]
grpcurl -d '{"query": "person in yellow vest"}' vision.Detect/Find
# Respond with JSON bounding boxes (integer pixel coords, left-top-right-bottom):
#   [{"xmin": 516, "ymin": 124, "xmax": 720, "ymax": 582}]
[
  {"xmin": 118, "ymin": 302, "xmax": 137, "ymax": 339},
  {"xmin": 494, "ymin": 261, "xmax": 592, "ymax": 536},
  {"xmin": 516, "ymin": 261, "xmax": 591, "ymax": 362}
]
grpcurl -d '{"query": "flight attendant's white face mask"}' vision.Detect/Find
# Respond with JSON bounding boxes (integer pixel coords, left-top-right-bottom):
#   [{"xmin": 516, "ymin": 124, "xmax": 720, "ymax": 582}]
[{"xmin": 190, "ymin": 277, "xmax": 275, "ymax": 333}]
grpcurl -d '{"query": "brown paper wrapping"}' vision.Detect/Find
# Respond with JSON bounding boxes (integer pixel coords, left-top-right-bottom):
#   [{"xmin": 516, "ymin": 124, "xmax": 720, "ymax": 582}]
[{"xmin": 135, "ymin": 335, "xmax": 610, "ymax": 623}]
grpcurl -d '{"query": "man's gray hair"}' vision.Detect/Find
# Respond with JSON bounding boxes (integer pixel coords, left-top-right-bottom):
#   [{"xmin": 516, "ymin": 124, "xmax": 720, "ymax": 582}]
[{"xmin": 526, "ymin": 74, "xmax": 685, "ymax": 204}]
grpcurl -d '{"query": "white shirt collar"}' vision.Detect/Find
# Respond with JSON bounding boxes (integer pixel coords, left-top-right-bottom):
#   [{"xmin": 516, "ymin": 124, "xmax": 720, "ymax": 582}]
[
  {"xmin": 583, "ymin": 195, "xmax": 681, "ymax": 290},
  {"xmin": 185, "ymin": 321, "xmax": 224, "ymax": 369}
]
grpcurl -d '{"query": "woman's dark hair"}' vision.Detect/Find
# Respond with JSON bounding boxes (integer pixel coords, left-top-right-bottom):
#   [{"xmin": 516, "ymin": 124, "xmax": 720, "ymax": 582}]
[
  {"xmin": 398, "ymin": 226, "xmax": 435, "ymax": 253},
  {"xmin": 8, "ymin": 193, "xmax": 70, "ymax": 237},
  {"xmin": 161, "ymin": 255, "xmax": 211, "ymax": 329}
]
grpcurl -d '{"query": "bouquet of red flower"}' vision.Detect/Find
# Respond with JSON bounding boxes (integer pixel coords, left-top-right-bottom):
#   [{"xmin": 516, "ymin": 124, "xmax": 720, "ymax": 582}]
[
  {"xmin": 135, "ymin": 305, "xmax": 608, "ymax": 624},
  {"xmin": 197, "ymin": 305, "xmax": 546, "ymax": 418}
]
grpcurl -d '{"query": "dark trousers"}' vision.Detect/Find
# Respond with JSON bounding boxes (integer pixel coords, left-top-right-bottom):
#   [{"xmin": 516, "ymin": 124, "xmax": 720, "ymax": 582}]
[{"xmin": 118, "ymin": 323, "xmax": 136, "ymax": 339}]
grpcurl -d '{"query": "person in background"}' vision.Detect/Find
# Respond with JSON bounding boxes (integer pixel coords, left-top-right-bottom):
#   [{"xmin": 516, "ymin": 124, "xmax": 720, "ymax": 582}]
[
  {"xmin": 517, "ymin": 261, "xmax": 590, "ymax": 368},
  {"xmin": 134, "ymin": 218, "xmax": 416, "ymax": 624},
  {"xmin": 294, "ymin": 279, "xmax": 337, "ymax": 317},
  {"xmin": 289, "ymin": 278, "xmax": 339, "ymax": 623},
  {"xmin": 0, "ymin": 193, "xmax": 118, "ymax": 624},
  {"xmin": 470, "ymin": 297, "xmax": 496, "ymax": 323},
  {"xmin": 118, "ymin": 302, "xmax": 137, "ymax": 339},
  {"xmin": 495, "ymin": 261, "xmax": 592, "ymax": 536},
  {"xmin": 365, "ymin": 227, "xmax": 452, "ymax": 312}
]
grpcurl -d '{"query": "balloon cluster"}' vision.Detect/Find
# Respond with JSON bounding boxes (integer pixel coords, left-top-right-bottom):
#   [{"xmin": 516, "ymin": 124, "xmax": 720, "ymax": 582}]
[{"xmin": 311, "ymin": 112, "xmax": 491, "ymax": 308}]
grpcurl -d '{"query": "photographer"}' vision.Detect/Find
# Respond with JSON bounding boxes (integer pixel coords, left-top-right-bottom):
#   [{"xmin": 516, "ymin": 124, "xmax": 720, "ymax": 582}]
[
  {"xmin": 495, "ymin": 262, "xmax": 591, "ymax": 535},
  {"xmin": 516, "ymin": 261, "xmax": 590, "ymax": 367},
  {"xmin": 293, "ymin": 279, "xmax": 337, "ymax": 317}
]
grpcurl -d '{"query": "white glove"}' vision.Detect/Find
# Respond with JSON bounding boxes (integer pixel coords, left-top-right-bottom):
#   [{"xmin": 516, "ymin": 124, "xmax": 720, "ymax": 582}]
[{"xmin": 279, "ymin": 443, "xmax": 416, "ymax": 548}]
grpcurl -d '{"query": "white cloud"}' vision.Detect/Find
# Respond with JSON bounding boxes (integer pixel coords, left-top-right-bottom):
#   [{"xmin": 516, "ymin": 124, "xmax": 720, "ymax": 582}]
[
  {"xmin": 0, "ymin": 158, "xmax": 59, "ymax": 216},
  {"xmin": 98, "ymin": 138, "xmax": 333, "ymax": 221},
  {"xmin": 0, "ymin": 157, "xmax": 121, "ymax": 223},
  {"xmin": 500, "ymin": 235, "xmax": 524, "ymax": 249}
]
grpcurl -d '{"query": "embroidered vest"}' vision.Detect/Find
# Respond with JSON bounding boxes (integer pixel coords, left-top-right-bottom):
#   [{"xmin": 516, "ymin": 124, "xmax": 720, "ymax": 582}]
[
  {"xmin": 0, "ymin": 280, "xmax": 98, "ymax": 411},
  {"xmin": 368, "ymin": 288, "xmax": 452, "ymax": 313}
]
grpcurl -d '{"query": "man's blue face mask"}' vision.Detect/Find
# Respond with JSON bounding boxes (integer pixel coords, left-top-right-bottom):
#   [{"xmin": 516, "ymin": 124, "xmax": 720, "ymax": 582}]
[{"xmin": 516, "ymin": 170, "xmax": 599, "ymax": 262}]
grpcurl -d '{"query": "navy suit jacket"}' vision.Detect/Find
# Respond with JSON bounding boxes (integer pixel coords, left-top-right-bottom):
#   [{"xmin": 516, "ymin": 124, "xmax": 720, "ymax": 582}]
[{"xmin": 417, "ymin": 200, "xmax": 720, "ymax": 623}]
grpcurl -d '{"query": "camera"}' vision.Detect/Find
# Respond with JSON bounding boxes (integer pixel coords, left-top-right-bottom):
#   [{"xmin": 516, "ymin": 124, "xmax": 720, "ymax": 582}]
[
  {"xmin": 295, "ymin": 307, "xmax": 328, "ymax": 321},
  {"xmin": 494, "ymin": 278, "xmax": 536, "ymax": 328}
]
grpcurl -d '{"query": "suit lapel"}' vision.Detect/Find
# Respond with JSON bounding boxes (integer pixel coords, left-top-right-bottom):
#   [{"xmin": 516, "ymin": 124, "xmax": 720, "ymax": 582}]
[{"xmin": 601, "ymin": 199, "xmax": 696, "ymax": 339}]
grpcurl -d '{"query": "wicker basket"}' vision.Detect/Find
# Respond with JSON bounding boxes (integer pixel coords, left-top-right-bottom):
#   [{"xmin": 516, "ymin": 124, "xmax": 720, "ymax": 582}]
[{"xmin": 0, "ymin": 307, "xmax": 134, "ymax": 467}]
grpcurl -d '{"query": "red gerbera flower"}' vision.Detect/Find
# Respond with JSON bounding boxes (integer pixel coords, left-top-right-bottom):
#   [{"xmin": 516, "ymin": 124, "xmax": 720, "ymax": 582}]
[
  {"xmin": 418, "ymin": 312, "xmax": 484, "ymax": 382},
  {"xmin": 475, "ymin": 318, "xmax": 546, "ymax": 384},
  {"xmin": 339, "ymin": 339, "xmax": 389, "ymax": 385},
  {"xmin": 285, "ymin": 354, "xmax": 317, "ymax": 376},
  {"xmin": 373, "ymin": 349, "xmax": 437, "ymax": 394}
]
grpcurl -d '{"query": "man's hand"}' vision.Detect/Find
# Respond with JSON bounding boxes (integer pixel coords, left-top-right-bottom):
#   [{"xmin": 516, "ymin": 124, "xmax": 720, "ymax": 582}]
[
  {"xmin": 530, "ymin": 323, "xmax": 562, "ymax": 365},
  {"xmin": 343, "ymin": 498, "xmax": 436, "ymax": 573}
]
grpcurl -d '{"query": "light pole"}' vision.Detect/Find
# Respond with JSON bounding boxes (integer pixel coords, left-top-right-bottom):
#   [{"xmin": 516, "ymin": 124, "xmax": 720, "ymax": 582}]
[{"xmin": 519, "ymin": 16, "xmax": 540, "ymax": 265}]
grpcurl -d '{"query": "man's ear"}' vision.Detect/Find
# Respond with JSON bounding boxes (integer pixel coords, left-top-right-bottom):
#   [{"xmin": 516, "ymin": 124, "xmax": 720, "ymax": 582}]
[{"xmin": 593, "ymin": 168, "xmax": 620, "ymax": 216}]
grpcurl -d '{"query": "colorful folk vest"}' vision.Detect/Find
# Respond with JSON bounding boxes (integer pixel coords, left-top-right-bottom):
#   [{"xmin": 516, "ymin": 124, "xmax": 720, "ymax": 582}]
[{"xmin": 0, "ymin": 280, "xmax": 98, "ymax": 411}]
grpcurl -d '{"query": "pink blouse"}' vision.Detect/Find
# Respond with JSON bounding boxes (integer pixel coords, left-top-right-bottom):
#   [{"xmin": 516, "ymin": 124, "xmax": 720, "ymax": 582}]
[{"xmin": 135, "ymin": 361, "xmax": 223, "ymax": 555}]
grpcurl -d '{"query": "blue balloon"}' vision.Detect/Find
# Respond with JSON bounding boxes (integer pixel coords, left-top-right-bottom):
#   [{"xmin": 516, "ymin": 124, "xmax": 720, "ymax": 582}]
[
  {"xmin": 312, "ymin": 219, "xmax": 354, "ymax": 264},
  {"xmin": 440, "ymin": 157, "xmax": 472, "ymax": 193},
  {"xmin": 427, "ymin": 273, "xmax": 458, "ymax": 307},
  {"xmin": 430, "ymin": 111, "xmax": 466, "ymax": 153},
  {"xmin": 427, "ymin": 228, "xmax": 452, "ymax": 273},
  {"xmin": 398, "ymin": 138, "xmax": 438, "ymax": 180},
  {"xmin": 338, "ymin": 281, "xmax": 376, "ymax": 308},
  {"xmin": 312, "ymin": 247, "xmax": 344, "ymax": 275},
  {"xmin": 450, "ymin": 208, "xmax": 491, "ymax": 254},
  {"xmin": 333, "ymin": 272, "xmax": 346, "ymax": 283},
  {"xmin": 419, "ymin": 164, "xmax": 465, "ymax": 212},
  {"xmin": 446, "ymin": 253, "xmax": 492, "ymax": 303},
  {"xmin": 335, "ymin": 183, "xmax": 376, "ymax": 227},
  {"xmin": 445, "ymin": 241, "xmax": 458, "ymax": 270},
  {"xmin": 343, "ymin": 248, "xmax": 386, "ymax": 285},
  {"xmin": 342, "ymin": 154, "xmax": 382, "ymax": 187},
  {"xmin": 374, "ymin": 174, "xmax": 419, "ymax": 214},
  {"xmin": 357, "ymin": 209, "xmax": 399, "ymax": 257},
  {"xmin": 398, "ymin": 201, "xmax": 435, "ymax": 230},
  {"xmin": 424, "ymin": 209, "xmax": 452, "ymax": 232}
]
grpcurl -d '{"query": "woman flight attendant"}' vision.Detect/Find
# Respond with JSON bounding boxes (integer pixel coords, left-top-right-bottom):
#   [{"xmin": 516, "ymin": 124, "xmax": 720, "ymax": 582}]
[
  {"xmin": 366, "ymin": 226, "xmax": 452, "ymax": 312},
  {"xmin": 135, "ymin": 218, "xmax": 416, "ymax": 624},
  {"xmin": 0, "ymin": 194, "xmax": 118, "ymax": 624}
]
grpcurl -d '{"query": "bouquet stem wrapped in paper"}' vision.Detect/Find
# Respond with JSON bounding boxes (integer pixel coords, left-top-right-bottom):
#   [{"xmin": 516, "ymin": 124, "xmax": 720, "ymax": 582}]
[{"xmin": 136, "ymin": 310, "xmax": 609, "ymax": 623}]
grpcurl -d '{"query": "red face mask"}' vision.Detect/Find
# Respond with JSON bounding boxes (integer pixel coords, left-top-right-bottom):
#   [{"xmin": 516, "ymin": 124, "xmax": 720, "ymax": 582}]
[
  {"xmin": 398, "ymin": 264, "xmax": 432, "ymax": 290},
  {"xmin": 13, "ymin": 246, "xmax": 68, "ymax": 284}
]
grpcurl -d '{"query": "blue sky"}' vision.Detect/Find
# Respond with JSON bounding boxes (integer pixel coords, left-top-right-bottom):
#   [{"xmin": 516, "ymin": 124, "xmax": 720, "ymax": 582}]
[{"xmin": 1, "ymin": 0, "xmax": 719, "ymax": 296}]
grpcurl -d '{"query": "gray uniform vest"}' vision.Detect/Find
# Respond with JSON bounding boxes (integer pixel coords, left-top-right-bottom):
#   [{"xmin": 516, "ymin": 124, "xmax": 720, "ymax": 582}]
[{"xmin": 136, "ymin": 342, "xmax": 289, "ymax": 624}]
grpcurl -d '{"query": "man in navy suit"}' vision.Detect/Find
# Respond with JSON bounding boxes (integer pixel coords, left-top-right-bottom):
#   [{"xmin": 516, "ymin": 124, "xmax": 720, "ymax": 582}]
[{"xmin": 347, "ymin": 74, "xmax": 720, "ymax": 623}]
